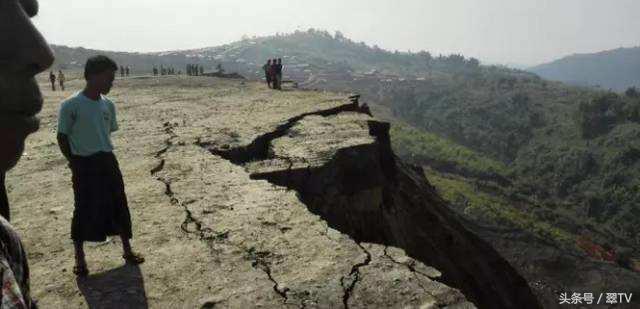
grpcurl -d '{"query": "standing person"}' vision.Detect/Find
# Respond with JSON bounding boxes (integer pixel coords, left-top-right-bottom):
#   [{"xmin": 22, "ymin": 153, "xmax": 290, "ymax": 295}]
[
  {"xmin": 57, "ymin": 56, "xmax": 144, "ymax": 277},
  {"xmin": 199, "ymin": 66, "xmax": 204, "ymax": 76},
  {"xmin": 125, "ymin": 66, "xmax": 130, "ymax": 77},
  {"xmin": 1, "ymin": 0, "xmax": 55, "ymax": 306},
  {"xmin": 49, "ymin": 71, "xmax": 56, "ymax": 91},
  {"xmin": 263, "ymin": 59, "xmax": 272, "ymax": 88},
  {"xmin": 269, "ymin": 59, "xmax": 277, "ymax": 90},
  {"xmin": 276, "ymin": 58, "xmax": 283, "ymax": 90},
  {"xmin": 120, "ymin": 66, "xmax": 125, "ymax": 78},
  {"xmin": 58, "ymin": 70, "xmax": 66, "ymax": 91}
]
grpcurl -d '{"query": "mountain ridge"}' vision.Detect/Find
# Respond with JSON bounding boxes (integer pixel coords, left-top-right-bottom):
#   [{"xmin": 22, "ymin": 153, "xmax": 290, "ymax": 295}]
[{"xmin": 529, "ymin": 46, "xmax": 640, "ymax": 91}]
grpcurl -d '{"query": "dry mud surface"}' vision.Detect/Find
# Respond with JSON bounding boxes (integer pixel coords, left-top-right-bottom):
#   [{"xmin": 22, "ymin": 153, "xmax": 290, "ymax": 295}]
[{"xmin": 7, "ymin": 76, "xmax": 475, "ymax": 308}]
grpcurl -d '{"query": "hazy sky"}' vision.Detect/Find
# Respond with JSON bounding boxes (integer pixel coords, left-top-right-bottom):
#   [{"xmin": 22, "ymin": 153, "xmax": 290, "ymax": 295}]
[{"xmin": 33, "ymin": 0, "xmax": 640, "ymax": 66}]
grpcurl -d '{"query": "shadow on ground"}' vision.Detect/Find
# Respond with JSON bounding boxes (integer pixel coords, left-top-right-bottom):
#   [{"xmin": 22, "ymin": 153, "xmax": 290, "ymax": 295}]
[{"xmin": 76, "ymin": 264, "xmax": 148, "ymax": 309}]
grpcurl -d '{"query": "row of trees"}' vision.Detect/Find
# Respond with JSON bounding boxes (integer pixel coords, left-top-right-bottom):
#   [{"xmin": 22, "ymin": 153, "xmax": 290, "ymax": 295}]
[{"xmin": 578, "ymin": 90, "xmax": 640, "ymax": 138}]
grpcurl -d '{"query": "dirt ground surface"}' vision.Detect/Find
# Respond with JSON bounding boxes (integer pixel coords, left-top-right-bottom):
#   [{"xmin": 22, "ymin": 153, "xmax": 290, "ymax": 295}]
[{"xmin": 7, "ymin": 76, "xmax": 473, "ymax": 308}]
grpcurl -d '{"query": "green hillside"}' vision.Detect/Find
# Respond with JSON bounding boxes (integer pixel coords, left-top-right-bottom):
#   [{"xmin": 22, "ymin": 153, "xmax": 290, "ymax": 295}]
[
  {"xmin": 51, "ymin": 29, "xmax": 481, "ymax": 77},
  {"xmin": 384, "ymin": 66, "xmax": 640, "ymax": 250}
]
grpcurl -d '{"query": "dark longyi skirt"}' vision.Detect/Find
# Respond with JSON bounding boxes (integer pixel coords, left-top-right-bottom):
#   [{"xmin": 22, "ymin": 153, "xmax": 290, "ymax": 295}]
[{"xmin": 70, "ymin": 152, "xmax": 132, "ymax": 242}]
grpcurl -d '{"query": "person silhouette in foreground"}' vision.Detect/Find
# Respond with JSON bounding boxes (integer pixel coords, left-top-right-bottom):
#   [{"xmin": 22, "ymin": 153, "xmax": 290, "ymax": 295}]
[
  {"xmin": 1, "ymin": 0, "xmax": 55, "ymax": 306},
  {"xmin": 57, "ymin": 55, "xmax": 144, "ymax": 278}
]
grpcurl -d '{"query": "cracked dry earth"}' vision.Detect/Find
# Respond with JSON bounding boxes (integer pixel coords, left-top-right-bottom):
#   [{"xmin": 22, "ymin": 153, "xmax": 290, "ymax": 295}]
[{"xmin": 7, "ymin": 76, "xmax": 475, "ymax": 308}]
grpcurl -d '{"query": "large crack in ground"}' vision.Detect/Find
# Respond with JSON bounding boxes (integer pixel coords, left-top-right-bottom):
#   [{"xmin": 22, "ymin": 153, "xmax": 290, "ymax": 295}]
[
  {"xmin": 196, "ymin": 101, "xmax": 391, "ymax": 308},
  {"xmin": 152, "ymin": 99, "xmax": 538, "ymax": 308},
  {"xmin": 244, "ymin": 247, "xmax": 291, "ymax": 304},
  {"xmin": 150, "ymin": 121, "xmax": 296, "ymax": 306},
  {"xmin": 340, "ymin": 243, "xmax": 372, "ymax": 309},
  {"xmin": 196, "ymin": 101, "xmax": 364, "ymax": 164},
  {"xmin": 195, "ymin": 100, "xmax": 541, "ymax": 309},
  {"xmin": 150, "ymin": 122, "xmax": 214, "ymax": 239}
]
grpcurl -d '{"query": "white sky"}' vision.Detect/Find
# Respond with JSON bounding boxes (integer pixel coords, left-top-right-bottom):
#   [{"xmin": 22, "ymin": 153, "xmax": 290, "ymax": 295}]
[{"xmin": 32, "ymin": 0, "xmax": 640, "ymax": 66}]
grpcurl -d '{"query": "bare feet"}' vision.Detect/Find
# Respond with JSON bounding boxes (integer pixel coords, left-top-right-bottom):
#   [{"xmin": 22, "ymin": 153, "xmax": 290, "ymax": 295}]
[{"xmin": 122, "ymin": 252, "xmax": 145, "ymax": 265}]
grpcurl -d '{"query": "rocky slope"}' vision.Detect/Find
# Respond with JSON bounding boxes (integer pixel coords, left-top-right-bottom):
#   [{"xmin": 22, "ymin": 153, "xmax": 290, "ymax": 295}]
[{"xmin": 8, "ymin": 75, "xmax": 538, "ymax": 308}]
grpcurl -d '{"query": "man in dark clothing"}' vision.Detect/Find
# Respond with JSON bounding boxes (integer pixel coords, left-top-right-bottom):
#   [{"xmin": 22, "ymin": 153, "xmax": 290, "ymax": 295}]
[
  {"xmin": 57, "ymin": 56, "xmax": 144, "ymax": 278},
  {"xmin": 263, "ymin": 59, "xmax": 272, "ymax": 88},
  {"xmin": 49, "ymin": 71, "xmax": 56, "ymax": 91},
  {"xmin": 276, "ymin": 58, "xmax": 283, "ymax": 90},
  {"xmin": 120, "ymin": 66, "xmax": 125, "ymax": 77},
  {"xmin": 1, "ymin": 0, "xmax": 55, "ymax": 306},
  {"xmin": 270, "ymin": 59, "xmax": 278, "ymax": 89},
  {"xmin": 125, "ymin": 66, "xmax": 130, "ymax": 77}
]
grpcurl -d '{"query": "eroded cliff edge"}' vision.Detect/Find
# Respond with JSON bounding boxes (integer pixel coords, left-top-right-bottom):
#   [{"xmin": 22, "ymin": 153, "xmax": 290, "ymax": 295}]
[
  {"xmin": 174, "ymin": 80, "xmax": 541, "ymax": 308},
  {"xmin": 191, "ymin": 106, "xmax": 538, "ymax": 308},
  {"xmin": 19, "ymin": 77, "xmax": 539, "ymax": 308}
]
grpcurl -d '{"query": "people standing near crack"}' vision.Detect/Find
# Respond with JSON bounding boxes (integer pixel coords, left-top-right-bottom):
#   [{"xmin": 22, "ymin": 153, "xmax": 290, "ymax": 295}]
[
  {"xmin": 58, "ymin": 70, "xmax": 65, "ymax": 91},
  {"xmin": 270, "ymin": 59, "xmax": 278, "ymax": 90},
  {"xmin": 1, "ymin": 0, "xmax": 55, "ymax": 306},
  {"xmin": 49, "ymin": 71, "xmax": 56, "ymax": 91},
  {"xmin": 263, "ymin": 59, "xmax": 273, "ymax": 88},
  {"xmin": 57, "ymin": 55, "xmax": 145, "ymax": 278},
  {"xmin": 276, "ymin": 58, "xmax": 283, "ymax": 90}
]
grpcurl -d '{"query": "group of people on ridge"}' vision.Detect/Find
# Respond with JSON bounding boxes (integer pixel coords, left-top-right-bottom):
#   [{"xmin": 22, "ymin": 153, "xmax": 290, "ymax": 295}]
[
  {"xmin": 186, "ymin": 64, "xmax": 204, "ymax": 76},
  {"xmin": 263, "ymin": 58, "xmax": 283, "ymax": 89},
  {"xmin": 1, "ymin": 2, "xmax": 145, "ymax": 306},
  {"xmin": 119, "ymin": 65, "xmax": 131, "ymax": 77},
  {"xmin": 48, "ymin": 70, "xmax": 65, "ymax": 91},
  {"xmin": 153, "ymin": 65, "xmax": 179, "ymax": 76}
]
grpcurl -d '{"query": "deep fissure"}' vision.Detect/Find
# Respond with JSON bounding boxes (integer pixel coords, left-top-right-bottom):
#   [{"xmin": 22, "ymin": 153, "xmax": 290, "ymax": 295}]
[
  {"xmin": 151, "ymin": 120, "xmax": 297, "ymax": 304},
  {"xmin": 196, "ymin": 103, "xmax": 541, "ymax": 309},
  {"xmin": 196, "ymin": 101, "xmax": 363, "ymax": 164},
  {"xmin": 340, "ymin": 243, "xmax": 372, "ymax": 309}
]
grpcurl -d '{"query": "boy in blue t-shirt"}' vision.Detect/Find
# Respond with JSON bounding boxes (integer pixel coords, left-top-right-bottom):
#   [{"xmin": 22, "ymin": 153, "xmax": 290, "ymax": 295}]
[{"xmin": 57, "ymin": 55, "xmax": 144, "ymax": 277}]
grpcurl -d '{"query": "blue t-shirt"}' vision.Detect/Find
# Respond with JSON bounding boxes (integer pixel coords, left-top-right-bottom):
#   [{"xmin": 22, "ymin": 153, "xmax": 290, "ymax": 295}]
[{"xmin": 57, "ymin": 92, "xmax": 119, "ymax": 157}]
